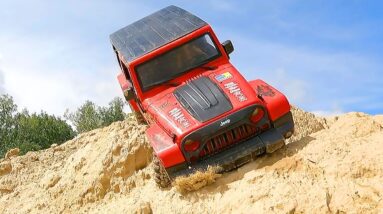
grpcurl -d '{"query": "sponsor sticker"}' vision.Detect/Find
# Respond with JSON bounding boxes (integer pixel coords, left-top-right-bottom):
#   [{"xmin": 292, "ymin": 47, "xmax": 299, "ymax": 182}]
[
  {"xmin": 224, "ymin": 82, "xmax": 248, "ymax": 102},
  {"xmin": 256, "ymin": 85, "xmax": 276, "ymax": 97},
  {"xmin": 215, "ymin": 72, "xmax": 232, "ymax": 82},
  {"xmin": 159, "ymin": 100, "xmax": 169, "ymax": 109},
  {"xmin": 169, "ymin": 108, "xmax": 191, "ymax": 128}
]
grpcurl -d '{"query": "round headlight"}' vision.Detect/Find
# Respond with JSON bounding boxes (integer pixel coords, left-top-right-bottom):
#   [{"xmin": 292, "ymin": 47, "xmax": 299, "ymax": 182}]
[
  {"xmin": 250, "ymin": 108, "xmax": 264, "ymax": 123},
  {"xmin": 184, "ymin": 139, "xmax": 200, "ymax": 152}
]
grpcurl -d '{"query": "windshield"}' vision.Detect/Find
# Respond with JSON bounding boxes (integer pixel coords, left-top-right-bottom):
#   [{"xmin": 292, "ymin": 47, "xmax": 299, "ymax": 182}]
[{"xmin": 135, "ymin": 33, "xmax": 220, "ymax": 92}]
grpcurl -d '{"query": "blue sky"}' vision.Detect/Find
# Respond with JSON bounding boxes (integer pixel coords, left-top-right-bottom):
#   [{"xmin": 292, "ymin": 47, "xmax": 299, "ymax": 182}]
[{"xmin": 0, "ymin": 0, "xmax": 382, "ymax": 116}]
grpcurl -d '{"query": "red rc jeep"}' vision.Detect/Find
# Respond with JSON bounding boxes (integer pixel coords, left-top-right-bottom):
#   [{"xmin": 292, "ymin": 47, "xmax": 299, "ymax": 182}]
[{"xmin": 110, "ymin": 6, "xmax": 294, "ymax": 187}]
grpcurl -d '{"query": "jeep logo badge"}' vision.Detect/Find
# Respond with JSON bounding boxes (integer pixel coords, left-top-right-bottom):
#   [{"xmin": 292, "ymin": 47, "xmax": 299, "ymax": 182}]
[{"xmin": 220, "ymin": 119, "xmax": 231, "ymax": 127}]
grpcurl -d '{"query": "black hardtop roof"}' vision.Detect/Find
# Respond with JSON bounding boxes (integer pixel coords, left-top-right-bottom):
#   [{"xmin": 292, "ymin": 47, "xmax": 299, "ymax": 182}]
[{"xmin": 110, "ymin": 5, "xmax": 208, "ymax": 63}]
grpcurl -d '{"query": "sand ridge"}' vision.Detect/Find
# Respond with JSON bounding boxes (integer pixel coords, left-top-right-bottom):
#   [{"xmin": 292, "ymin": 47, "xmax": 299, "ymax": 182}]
[{"xmin": 0, "ymin": 107, "xmax": 382, "ymax": 213}]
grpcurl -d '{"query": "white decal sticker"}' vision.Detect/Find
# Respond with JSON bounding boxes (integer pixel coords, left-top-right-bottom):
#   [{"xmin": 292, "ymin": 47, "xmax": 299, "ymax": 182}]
[
  {"xmin": 224, "ymin": 82, "xmax": 248, "ymax": 102},
  {"xmin": 169, "ymin": 108, "xmax": 190, "ymax": 128}
]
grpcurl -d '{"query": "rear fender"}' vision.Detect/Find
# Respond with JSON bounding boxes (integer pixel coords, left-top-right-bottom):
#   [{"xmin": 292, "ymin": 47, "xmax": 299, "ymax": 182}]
[
  {"xmin": 146, "ymin": 123, "xmax": 185, "ymax": 168},
  {"xmin": 249, "ymin": 79, "xmax": 290, "ymax": 121},
  {"xmin": 117, "ymin": 72, "xmax": 131, "ymax": 91}
]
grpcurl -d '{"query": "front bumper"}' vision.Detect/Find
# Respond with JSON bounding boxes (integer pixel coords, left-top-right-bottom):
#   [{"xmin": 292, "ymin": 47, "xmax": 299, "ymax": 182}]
[{"xmin": 166, "ymin": 111, "xmax": 294, "ymax": 179}]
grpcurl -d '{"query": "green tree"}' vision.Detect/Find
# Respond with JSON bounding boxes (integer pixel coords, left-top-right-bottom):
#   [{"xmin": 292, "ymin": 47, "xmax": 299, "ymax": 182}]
[
  {"xmin": 100, "ymin": 97, "xmax": 125, "ymax": 127},
  {"xmin": 15, "ymin": 111, "xmax": 75, "ymax": 154},
  {"xmin": 65, "ymin": 97, "xmax": 126, "ymax": 134},
  {"xmin": 0, "ymin": 94, "xmax": 75, "ymax": 157},
  {"xmin": 0, "ymin": 94, "xmax": 18, "ymax": 155},
  {"xmin": 65, "ymin": 100, "xmax": 103, "ymax": 133}
]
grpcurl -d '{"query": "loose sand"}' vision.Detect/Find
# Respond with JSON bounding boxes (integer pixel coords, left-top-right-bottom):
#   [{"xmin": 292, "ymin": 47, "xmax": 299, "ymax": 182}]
[{"xmin": 1, "ymin": 107, "xmax": 382, "ymax": 213}]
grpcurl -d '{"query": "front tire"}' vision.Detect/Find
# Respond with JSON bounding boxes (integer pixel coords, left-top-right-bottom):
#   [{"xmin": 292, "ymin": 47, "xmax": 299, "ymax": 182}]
[{"xmin": 153, "ymin": 155, "xmax": 171, "ymax": 188}]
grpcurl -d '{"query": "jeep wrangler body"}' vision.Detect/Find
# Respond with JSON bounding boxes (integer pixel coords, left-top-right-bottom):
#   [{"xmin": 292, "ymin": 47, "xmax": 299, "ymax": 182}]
[{"xmin": 110, "ymin": 6, "xmax": 294, "ymax": 182}]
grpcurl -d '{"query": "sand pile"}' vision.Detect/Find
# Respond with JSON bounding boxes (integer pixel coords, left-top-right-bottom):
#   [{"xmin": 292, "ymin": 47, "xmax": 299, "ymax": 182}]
[
  {"xmin": 0, "ymin": 114, "xmax": 152, "ymax": 213},
  {"xmin": 1, "ymin": 107, "xmax": 382, "ymax": 213}
]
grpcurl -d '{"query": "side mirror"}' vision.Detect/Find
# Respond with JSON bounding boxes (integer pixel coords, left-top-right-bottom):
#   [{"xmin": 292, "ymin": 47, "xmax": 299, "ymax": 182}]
[{"xmin": 222, "ymin": 40, "xmax": 234, "ymax": 57}]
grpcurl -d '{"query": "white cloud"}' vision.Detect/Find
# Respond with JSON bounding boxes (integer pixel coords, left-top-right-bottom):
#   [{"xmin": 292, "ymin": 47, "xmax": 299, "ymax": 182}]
[
  {"xmin": 267, "ymin": 68, "xmax": 309, "ymax": 104},
  {"xmin": 311, "ymin": 110, "xmax": 343, "ymax": 117},
  {"xmin": 220, "ymin": 32, "xmax": 382, "ymax": 113},
  {"xmin": 3, "ymin": 65, "xmax": 122, "ymax": 116},
  {"xmin": 1, "ymin": 0, "xmax": 381, "ymax": 116},
  {"xmin": 0, "ymin": 34, "xmax": 122, "ymax": 116},
  {"xmin": 0, "ymin": 1, "xmax": 153, "ymax": 116},
  {"xmin": 0, "ymin": 56, "xmax": 5, "ymax": 94},
  {"xmin": 310, "ymin": 99, "xmax": 345, "ymax": 117},
  {"xmin": 0, "ymin": 69, "xmax": 5, "ymax": 94}
]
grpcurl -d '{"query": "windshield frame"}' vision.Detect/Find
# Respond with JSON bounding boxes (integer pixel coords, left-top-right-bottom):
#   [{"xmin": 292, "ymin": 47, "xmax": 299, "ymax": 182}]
[{"xmin": 134, "ymin": 33, "xmax": 222, "ymax": 92}]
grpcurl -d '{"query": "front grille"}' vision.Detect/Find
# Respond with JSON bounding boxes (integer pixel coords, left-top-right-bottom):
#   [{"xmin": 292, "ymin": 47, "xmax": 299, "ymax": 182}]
[{"xmin": 199, "ymin": 124, "xmax": 258, "ymax": 157}]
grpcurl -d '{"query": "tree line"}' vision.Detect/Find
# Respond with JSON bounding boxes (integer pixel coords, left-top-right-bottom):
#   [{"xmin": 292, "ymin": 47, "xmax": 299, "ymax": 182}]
[{"xmin": 0, "ymin": 94, "xmax": 126, "ymax": 158}]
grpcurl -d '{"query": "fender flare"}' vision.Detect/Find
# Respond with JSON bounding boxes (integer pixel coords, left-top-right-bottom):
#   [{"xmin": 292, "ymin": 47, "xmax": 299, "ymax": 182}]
[
  {"xmin": 249, "ymin": 79, "xmax": 291, "ymax": 121},
  {"xmin": 146, "ymin": 123, "xmax": 185, "ymax": 168}
]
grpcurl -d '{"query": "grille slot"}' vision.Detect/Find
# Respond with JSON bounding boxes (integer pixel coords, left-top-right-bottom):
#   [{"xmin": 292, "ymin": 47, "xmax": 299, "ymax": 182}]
[{"xmin": 200, "ymin": 124, "xmax": 258, "ymax": 157}]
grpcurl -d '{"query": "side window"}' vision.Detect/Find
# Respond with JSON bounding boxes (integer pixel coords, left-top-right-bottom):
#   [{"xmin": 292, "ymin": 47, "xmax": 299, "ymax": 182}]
[{"xmin": 113, "ymin": 46, "xmax": 131, "ymax": 80}]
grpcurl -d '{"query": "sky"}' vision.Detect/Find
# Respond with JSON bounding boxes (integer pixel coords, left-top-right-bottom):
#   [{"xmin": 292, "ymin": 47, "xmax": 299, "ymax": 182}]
[{"xmin": 0, "ymin": 0, "xmax": 382, "ymax": 116}]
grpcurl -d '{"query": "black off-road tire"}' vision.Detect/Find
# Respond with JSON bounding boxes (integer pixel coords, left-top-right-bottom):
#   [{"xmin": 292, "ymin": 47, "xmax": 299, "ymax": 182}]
[{"xmin": 153, "ymin": 155, "xmax": 171, "ymax": 188}]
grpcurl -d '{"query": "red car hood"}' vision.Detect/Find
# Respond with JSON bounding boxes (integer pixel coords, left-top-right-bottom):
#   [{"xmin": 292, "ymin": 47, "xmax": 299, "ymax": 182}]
[{"xmin": 143, "ymin": 64, "xmax": 261, "ymax": 141}]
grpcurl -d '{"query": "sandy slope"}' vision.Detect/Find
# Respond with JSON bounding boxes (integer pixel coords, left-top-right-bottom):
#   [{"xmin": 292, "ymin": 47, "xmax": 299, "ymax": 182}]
[{"xmin": 0, "ymin": 108, "xmax": 382, "ymax": 213}]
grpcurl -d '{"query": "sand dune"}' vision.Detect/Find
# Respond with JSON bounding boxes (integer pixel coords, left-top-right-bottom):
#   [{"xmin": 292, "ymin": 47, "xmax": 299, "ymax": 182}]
[{"xmin": 1, "ymin": 107, "xmax": 382, "ymax": 213}]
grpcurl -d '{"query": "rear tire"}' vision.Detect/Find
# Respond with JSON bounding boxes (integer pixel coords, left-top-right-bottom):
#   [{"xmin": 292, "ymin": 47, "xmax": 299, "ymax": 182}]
[
  {"xmin": 133, "ymin": 111, "xmax": 147, "ymax": 125},
  {"xmin": 153, "ymin": 155, "xmax": 171, "ymax": 188}
]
